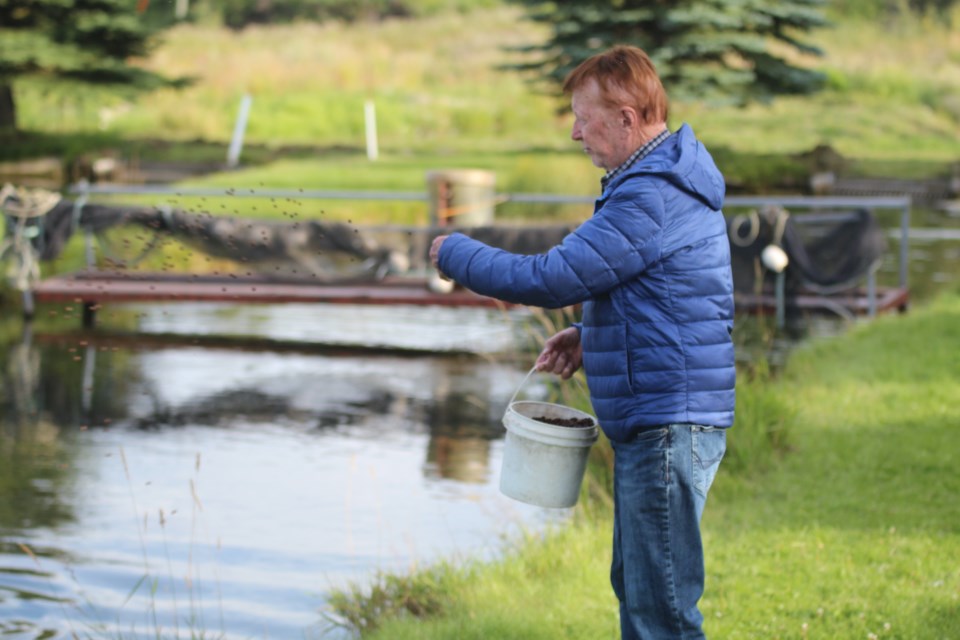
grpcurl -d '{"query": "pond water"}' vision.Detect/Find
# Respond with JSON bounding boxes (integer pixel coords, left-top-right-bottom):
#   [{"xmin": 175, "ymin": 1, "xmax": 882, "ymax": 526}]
[
  {"xmin": 0, "ymin": 304, "xmax": 570, "ymax": 639},
  {"xmin": 1, "ymin": 207, "xmax": 957, "ymax": 640},
  {"xmin": 875, "ymin": 203, "xmax": 960, "ymax": 300}
]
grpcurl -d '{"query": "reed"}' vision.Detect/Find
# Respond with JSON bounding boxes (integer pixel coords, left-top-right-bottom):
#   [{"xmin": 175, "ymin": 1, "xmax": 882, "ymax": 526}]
[{"xmin": 63, "ymin": 448, "xmax": 227, "ymax": 640}]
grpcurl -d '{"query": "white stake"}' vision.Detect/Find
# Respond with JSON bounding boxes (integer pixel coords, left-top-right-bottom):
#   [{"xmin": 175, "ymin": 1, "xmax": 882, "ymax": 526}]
[
  {"xmin": 227, "ymin": 94, "xmax": 252, "ymax": 169},
  {"xmin": 364, "ymin": 100, "xmax": 379, "ymax": 161}
]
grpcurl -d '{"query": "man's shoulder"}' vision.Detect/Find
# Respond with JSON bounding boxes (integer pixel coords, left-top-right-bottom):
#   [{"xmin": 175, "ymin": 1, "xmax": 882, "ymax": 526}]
[{"xmin": 600, "ymin": 176, "xmax": 668, "ymax": 211}]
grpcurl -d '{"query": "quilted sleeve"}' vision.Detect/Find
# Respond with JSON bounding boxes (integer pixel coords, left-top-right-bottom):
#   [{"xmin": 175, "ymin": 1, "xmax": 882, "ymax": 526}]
[{"xmin": 437, "ymin": 187, "xmax": 665, "ymax": 308}]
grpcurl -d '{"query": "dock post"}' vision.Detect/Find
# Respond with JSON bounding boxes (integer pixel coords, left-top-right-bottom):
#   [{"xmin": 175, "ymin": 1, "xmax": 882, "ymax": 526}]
[
  {"xmin": 82, "ymin": 302, "xmax": 97, "ymax": 328},
  {"xmin": 81, "ymin": 343, "xmax": 96, "ymax": 412},
  {"xmin": 22, "ymin": 289, "xmax": 34, "ymax": 320}
]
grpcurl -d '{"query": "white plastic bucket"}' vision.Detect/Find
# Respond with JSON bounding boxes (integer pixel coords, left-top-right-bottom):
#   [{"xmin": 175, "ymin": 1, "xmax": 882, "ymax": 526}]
[{"xmin": 499, "ymin": 369, "xmax": 599, "ymax": 508}]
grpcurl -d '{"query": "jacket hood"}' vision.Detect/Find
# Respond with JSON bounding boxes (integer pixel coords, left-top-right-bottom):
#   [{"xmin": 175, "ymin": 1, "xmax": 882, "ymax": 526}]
[{"xmin": 618, "ymin": 123, "xmax": 725, "ymax": 210}]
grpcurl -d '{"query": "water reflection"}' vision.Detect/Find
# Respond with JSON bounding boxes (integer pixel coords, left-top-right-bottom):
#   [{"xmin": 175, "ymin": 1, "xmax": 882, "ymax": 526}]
[
  {"xmin": 1, "ymin": 333, "xmax": 77, "ymax": 534},
  {"xmin": 0, "ymin": 320, "xmax": 564, "ymax": 640},
  {"xmin": 129, "ymin": 302, "xmax": 531, "ymax": 354},
  {"xmin": 423, "ymin": 372, "xmax": 503, "ymax": 484},
  {"xmin": 887, "ymin": 235, "xmax": 960, "ymax": 301}
]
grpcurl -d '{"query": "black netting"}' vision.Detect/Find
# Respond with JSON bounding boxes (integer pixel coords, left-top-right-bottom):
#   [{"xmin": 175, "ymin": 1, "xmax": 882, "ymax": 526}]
[{"xmin": 728, "ymin": 206, "xmax": 887, "ymax": 295}]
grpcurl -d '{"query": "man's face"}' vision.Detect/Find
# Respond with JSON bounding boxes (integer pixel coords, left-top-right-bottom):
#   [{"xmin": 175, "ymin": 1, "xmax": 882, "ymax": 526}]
[{"xmin": 570, "ymin": 78, "xmax": 628, "ymax": 171}]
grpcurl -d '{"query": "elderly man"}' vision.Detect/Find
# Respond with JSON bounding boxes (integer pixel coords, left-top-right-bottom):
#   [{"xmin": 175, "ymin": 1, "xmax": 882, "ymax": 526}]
[{"xmin": 430, "ymin": 45, "xmax": 735, "ymax": 639}]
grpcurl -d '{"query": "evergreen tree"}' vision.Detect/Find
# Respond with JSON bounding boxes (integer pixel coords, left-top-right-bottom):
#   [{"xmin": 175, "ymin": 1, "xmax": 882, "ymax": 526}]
[
  {"xmin": 508, "ymin": 0, "xmax": 830, "ymax": 106},
  {"xmin": 0, "ymin": 0, "xmax": 188, "ymax": 130}
]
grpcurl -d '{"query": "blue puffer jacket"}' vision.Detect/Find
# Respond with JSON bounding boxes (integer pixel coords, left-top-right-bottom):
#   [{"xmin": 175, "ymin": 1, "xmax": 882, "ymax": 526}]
[{"xmin": 437, "ymin": 124, "xmax": 735, "ymax": 442}]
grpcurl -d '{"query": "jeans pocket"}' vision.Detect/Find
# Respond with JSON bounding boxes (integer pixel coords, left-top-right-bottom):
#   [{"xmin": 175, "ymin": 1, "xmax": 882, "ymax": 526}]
[{"xmin": 692, "ymin": 426, "xmax": 726, "ymax": 498}]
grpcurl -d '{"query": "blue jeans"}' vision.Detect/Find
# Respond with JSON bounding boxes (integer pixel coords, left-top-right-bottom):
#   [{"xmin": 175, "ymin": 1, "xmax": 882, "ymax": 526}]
[{"xmin": 611, "ymin": 424, "xmax": 726, "ymax": 640}]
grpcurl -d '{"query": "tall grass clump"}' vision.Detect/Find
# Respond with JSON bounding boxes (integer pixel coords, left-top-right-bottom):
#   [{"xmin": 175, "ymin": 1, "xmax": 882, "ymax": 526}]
[
  {"xmin": 65, "ymin": 449, "xmax": 227, "ymax": 639},
  {"xmin": 324, "ymin": 566, "xmax": 460, "ymax": 636},
  {"xmin": 574, "ymin": 354, "xmax": 797, "ymax": 515},
  {"xmin": 724, "ymin": 359, "xmax": 795, "ymax": 477}
]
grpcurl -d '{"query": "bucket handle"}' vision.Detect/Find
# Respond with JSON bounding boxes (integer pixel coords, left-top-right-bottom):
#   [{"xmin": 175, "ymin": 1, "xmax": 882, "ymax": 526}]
[
  {"xmin": 508, "ymin": 365, "xmax": 539, "ymax": 407},
  {"xmin": 508, "ymin": 365, "xmax": 588, "ymax": 407}
]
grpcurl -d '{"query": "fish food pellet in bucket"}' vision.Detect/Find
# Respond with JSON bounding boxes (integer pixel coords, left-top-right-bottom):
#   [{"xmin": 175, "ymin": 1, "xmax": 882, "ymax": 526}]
[{"xmin": 532, "ymin": 415, "xmax": 595, "ymax": 428}]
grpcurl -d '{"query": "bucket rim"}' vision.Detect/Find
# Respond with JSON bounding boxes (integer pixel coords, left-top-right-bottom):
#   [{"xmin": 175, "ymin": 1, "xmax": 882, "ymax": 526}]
[
  {"xmin": 507, "ymin": 399, "xmax": 597, "ymax": 426},
  {"xmin": 503, "ymin": 402, "xmax": 599, "ymax": 446}
]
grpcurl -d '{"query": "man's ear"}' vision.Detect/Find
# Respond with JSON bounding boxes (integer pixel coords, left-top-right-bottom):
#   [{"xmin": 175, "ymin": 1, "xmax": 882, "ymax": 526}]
[{"xmin": 619, "ymin": 106, "xmax": 639, "ymax": 129}]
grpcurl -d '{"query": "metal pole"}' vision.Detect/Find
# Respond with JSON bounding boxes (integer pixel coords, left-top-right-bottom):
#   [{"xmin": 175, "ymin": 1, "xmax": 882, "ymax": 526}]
[
  {"xmin": 70, "ymin": 182, "xmax": 93, "ymax": 269},
  {"xmin": 899, "ymin": 201, "xmax": 910, "ymax": 289},
  {"xmin": 775, "ymin": 271, "xmax": 785, "ymax": 329}
]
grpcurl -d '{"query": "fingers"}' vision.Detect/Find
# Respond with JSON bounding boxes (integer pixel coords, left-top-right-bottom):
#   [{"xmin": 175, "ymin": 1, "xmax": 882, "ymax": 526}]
[
  {"xmin": 536, "ymin": 327, "xmax": 582, "ymax": 377},
  {"xmin": 535, "ymin": 338, "xmax": 563, "ymax": 372},
  {"xmin": 429, "ymin": 235, "xmax": 448, "ymax": 269},
  {"xmin": 558, "ymin": 352, "xmax": 581, "ymax": 379},
  {"xmin": 534, "ymin": 351, "xmax": 552, "ymax": 371},
  {"xmin": 536, "ymin": 348, "xmax": 580, "ymax": 378},
  {"xmin": 535, "ymin": 349, "xmax": 560, "ymax": 374},
  {"xmin": 542, "ymin": 327, "xmax": 572, "ymax": 349}
]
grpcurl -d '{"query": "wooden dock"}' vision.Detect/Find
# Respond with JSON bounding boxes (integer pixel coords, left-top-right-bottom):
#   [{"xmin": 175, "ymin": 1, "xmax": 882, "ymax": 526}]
[
  {"xmin": 30, "ymin": 269, "xmax": 909, "ymax": 329},
  {"xmin": 31, "ymin": 271, "xmax": 512, "ymax": 326}
]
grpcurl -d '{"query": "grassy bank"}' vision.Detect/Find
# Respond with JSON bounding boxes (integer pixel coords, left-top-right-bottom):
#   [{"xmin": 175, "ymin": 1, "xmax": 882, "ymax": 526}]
[
  {"xmin": 326, "ymin": 290, "xmax": 960, "ymax": 639},
  {"xmin": 6, "ymin": 4, "xmax": 960, "ymax": 171}
]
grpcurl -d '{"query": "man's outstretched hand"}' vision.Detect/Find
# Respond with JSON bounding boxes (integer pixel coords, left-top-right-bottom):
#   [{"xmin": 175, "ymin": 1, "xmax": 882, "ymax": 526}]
[{"xmin": 429, "ymin": 235, "xmax": 448, "ymax": 269}]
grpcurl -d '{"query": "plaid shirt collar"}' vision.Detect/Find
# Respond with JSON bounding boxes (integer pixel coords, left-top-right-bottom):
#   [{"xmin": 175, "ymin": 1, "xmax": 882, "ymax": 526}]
[{"xmin": 601, "ymin": 128, "xmax": 671, "ymax": 192}]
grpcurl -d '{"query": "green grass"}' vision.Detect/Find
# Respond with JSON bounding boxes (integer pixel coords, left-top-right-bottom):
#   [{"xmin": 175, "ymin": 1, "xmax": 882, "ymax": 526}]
[
  {"xmin": 120, "ymin": 150, "xmax": 599, "ymax": 223},
  {"xmin": 700, "ymin": 292, "xmax": 960, "ymax": 638},
  {"xmin": 12, "ymin": 7, "xmax": 561, "ymax": 152},
  {"xmin": 6, "ymin": 4, "xmax": 960, "ymax": 174},
  {"xmin": 325, "ymin": 290, "xmax": 960, "ymax": 639}
]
